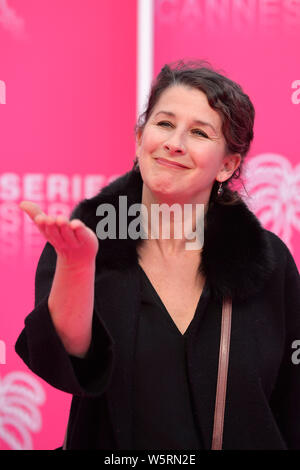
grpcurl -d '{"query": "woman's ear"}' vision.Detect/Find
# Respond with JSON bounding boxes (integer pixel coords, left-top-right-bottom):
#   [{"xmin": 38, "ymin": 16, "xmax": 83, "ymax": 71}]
[
  {"xmin": 217, "ymin": 153, "xmax": 241, "ymax": 182},
  {"xmin": 136, "ymin": 128, "xmax": 143, "ymax": 156}
]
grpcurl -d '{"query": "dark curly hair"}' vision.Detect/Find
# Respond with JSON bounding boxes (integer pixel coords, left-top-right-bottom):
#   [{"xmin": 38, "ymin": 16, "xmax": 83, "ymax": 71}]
[{"xmin": 133, "ymin": 59, "xmax": 255, "ymax": 205}]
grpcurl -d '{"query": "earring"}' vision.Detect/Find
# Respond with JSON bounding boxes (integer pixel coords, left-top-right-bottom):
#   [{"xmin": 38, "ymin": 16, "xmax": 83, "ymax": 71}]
[
  {"xmin": 133, "ymin": 156, "xmax": 140, "ymax": 171},
  {"xmin": 217, "ymin": 182, "xmax": 223, "ymax": 196}
]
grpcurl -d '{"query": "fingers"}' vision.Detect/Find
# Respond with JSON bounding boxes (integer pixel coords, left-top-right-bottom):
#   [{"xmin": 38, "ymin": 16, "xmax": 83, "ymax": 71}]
[
  {"xmin": 19, "ymin": 201, "xmax": 45, "ymax": 222},
  {"xmin": 19, "ymin": 201, "xmax": 97, "ymax": 255},
  {"xmin": 43, "ymin": 216, "xmax": 81, "ymax": 252},
  {"xmin": 70, "ymin": 219, "xmax": 94, "ymax": 245},
  {"xmin": 57, "ymin": 216, "xmax": 81, "ymax": 247}
]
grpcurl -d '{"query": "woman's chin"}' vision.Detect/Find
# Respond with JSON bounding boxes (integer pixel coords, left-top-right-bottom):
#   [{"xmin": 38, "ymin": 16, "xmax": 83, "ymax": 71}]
[
  {"xmin": 149, "ymin": 182, "xmax": 185, "ymax": 204},
  {"xmin": 149, "ymin": 175, "xmax": 177, "ymax": 194},
  {"xmin": 141, "ymin": 168, "xmax": 187, "ymax": 202}
]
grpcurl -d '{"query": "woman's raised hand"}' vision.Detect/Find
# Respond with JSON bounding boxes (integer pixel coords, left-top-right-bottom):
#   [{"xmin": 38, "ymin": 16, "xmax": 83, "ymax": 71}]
[{"xmin": 19, "ymin": 201, "xmax": 99, "ymax": 267}]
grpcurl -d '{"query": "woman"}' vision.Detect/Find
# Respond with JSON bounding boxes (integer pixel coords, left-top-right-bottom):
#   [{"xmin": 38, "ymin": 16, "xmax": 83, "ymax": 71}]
[{"xmin": 16, "ymin": 60, "xmax": 300, "ymax": 450}]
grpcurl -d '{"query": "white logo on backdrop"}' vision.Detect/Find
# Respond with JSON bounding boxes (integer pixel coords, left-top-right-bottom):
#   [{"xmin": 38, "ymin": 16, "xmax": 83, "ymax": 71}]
[
  {"xmin": 0, "ymin": 371, "xmax": 45, "ymax": 450},
  {"xmin": 156, "ymin": 0, "xmax": 300, "ymax": 32},
  {"xmin": 0, "ymin": 0, "xmax": 25, "ymax": 38},
  {"xmin": 0, "ymin": 173, "xmax": 121, "ymax": 257},
  {"xmin": 244, "ymin": 153, "xmax": 300, "ymax": 254}
]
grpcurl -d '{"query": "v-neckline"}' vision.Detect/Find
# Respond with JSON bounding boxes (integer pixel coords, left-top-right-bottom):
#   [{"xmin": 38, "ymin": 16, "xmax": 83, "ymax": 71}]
[{"xmin": 138, "ymin": 264, "xmax": 206, "ymax": 337}]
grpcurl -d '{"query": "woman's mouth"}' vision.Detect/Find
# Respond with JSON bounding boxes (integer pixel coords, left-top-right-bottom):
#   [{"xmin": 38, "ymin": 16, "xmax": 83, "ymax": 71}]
[{"xmin": 155, "ymin": 158, "xmax": 189, "ymax": 169}]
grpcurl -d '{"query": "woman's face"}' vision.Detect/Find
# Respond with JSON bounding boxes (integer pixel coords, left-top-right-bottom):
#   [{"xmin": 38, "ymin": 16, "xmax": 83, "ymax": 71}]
[{"xmin": 136, "ymin": 85, "xmax": 241, "ymax": 204}]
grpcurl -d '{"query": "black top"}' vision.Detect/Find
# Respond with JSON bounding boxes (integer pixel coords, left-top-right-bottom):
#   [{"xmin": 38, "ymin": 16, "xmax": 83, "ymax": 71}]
[
  {"xmin": 132, "ymin": 264, "xmax": 209, "ymax": 450},
  {"xmin": 14, "ymin": 169, "xmax": 300, "ymax": 449}
]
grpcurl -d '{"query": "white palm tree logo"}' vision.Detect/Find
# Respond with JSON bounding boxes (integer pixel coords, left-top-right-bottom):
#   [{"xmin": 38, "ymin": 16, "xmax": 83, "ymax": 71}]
[
  {"xmin": 244, "ymin": 153, "xmax": 300, "ymax": 253},
  {"xmin": 0, "ymin": 0, "xmax": 25, "ymax": 38},
  {"xmin": 0, "ymin": 371, "xmax": 45, "ymax": 450}
]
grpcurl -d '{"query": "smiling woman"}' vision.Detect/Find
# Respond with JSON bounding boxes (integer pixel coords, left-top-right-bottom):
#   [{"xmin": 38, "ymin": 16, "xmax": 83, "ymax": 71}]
[
  {"xmin": 136, "ymin": 85, "xmax": 242, "ymax": 211},
  {"xmin": 134, "ymin": 59, "xmax": 254, "ymax": 206},
  {"xmin": 15, "ymin": 59, "xmax": 300, "ymax": 450}
]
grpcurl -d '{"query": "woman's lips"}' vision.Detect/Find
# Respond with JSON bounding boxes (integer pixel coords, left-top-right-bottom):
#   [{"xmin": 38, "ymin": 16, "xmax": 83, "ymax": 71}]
[{"xmin": 155, "ymin": 157, "xmax": 189, "ymax": 169}]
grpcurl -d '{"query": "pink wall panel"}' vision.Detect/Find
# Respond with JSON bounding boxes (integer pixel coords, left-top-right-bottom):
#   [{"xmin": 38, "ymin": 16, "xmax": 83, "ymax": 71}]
[{"xmin": 0, "ymin": 0, "xmax": 137, "ymax": 450}]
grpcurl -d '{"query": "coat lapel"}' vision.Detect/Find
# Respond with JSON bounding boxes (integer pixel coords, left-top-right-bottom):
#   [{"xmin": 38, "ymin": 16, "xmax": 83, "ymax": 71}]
[{"xmin": 94, "ymin": 265, "xmax": 141, "ymax": 449}]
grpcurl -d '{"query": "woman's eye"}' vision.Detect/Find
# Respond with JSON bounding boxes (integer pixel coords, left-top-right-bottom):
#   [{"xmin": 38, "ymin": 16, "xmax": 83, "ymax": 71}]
[
  {"xmin": 192, "ymin": 129, "xmax": 208, "ymax": 138},
  {"xmin": 156, "ymin": 122, "xmax": 208, "ymax": 138},
  {"xmin": 157, "ymin": 121, "xmax": 172, "ymax": 127}
]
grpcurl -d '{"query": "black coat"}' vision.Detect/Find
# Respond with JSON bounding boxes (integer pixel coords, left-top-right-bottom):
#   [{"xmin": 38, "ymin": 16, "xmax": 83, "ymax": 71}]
[{"xmin": 15, "ymin": 169, "xmax": 300, "ymax": 450}]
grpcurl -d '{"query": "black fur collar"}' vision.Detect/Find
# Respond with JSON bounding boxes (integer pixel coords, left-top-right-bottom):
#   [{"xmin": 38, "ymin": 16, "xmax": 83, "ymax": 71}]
[{"xmin": 71, "ymin": 169, "xmax": 276, "ymax": 302}]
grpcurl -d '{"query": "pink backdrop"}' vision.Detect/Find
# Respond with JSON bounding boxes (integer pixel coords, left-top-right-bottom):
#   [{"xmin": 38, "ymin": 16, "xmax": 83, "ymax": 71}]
[
  {"xmin": 0, "ymin": 0, "xmax": 137, "ymax": 450},
  {"xmin": 0, "ymin": 0, "xmax": 299, "ymax": 450}
]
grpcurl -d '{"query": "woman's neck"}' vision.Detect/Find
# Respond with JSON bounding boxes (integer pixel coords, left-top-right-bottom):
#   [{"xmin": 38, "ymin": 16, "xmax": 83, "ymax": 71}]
[{"xmin": 140, "ymin": 183, "xmax": 208, "ymax": 255}]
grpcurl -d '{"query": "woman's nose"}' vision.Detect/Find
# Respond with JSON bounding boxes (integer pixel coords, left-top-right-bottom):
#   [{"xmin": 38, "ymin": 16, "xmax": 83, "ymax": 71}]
[{"xmin": 163, "ymin": 139, "xmax": 185, "ymax": 155}]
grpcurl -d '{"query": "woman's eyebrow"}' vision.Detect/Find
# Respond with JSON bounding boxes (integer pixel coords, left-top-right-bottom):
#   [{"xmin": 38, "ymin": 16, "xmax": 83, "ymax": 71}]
[{"xmin": 154, "ymin": 110, "xmax": 217, "ymax": 134}]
